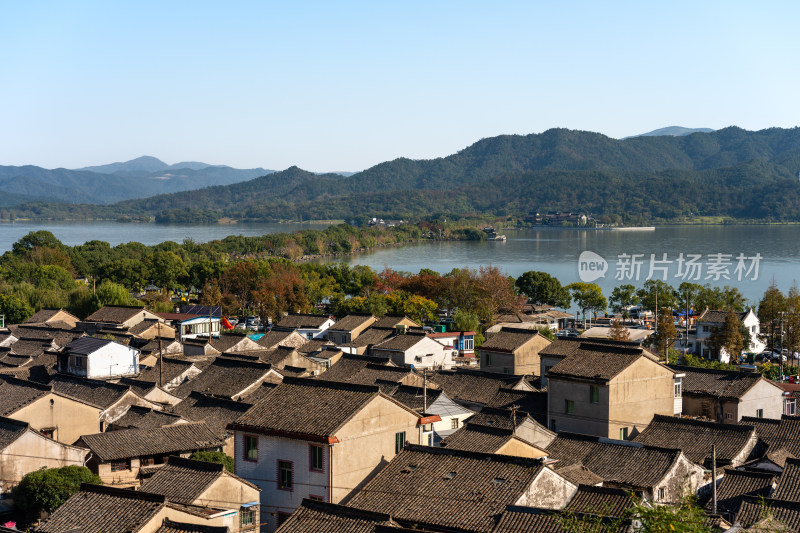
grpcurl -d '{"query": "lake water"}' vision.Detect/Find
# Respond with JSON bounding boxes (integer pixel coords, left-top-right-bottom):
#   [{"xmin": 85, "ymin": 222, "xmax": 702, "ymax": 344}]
[
  {"xmin": 334, "ymin": 226, "xmax": 800, "ymax": 306},
  {"xmin": 0, "ymin": 221, "xmax": 332, "ymax": 250},
  {"xmin": 2, "ymin": 222, "xmax": 799, "ymax": 307}
]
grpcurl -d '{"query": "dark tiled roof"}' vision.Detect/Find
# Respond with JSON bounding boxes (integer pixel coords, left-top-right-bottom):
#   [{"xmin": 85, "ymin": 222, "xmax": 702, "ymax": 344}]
[
  {"xmin": 276, "ymin": 499, "xmax": 394, "ymax": 533},
  {"xmin": 347, "ymin": 445, "xmax": 547, "ymax": 531},
  {"xmin": 697, "ymin": 309, "xmax": 748, "ymax": 325},
  {"xmin": 49, "ymin": 375, "xmax": 134, "ymax": 409},
  {"xmin": 547, "ymin": 343, "xmax": 655, "ymax": 382},
  {"xmin": 37, "ymin": 484, "xmax": 165, "ymax": 533},
  {"xmin": 64, "ymin": 336, "xmax": 118, "ymax": 355},
  {"xmin": 387, "ymin": 385, "xmax": 443, "ymax": 412},
  {"xmin": 740, "ymin": 415, "xmax": 800, "ymax": 457},
  {"xmin": 539, "ymin": 337, "xmax": 645, "ymax": 358},
  {"xmin": 632, "ymin": 415, "xmax": 756, "ymax": 467},
  {"xmin": 372, "ymin": 315, "xmax": 420, "ymax": 329},
  {"xmin": 429, "ymin": 369, "xmax": 528, "ymax": 406},
  {"xmin": 139, "ymin": 357, "xmax": 197, "ymax": 384},
  {"xmin": 276, "ymin": 313, "xmax": 332, "ymax": 329},
  {"xmin": 296, "ymin": 338, "xmax": 335, "ymax": 355},
  {"xmin": 318, "ymin": 354, "xmax": 392, "ymax": 382},
  {"xmin": 492, "ymin": 506, "xmax": 630, "ymax": 533},
  {"xmin": 109, "ymin": 405, "xmax": 186, "ymax": 430},
  {"xmin": 172, "ymin": 356, "xmax": 274, "ymax": 399},
  {"xmin": 706, "ymin": 469, "xmax": 775, "ymax": 517},
  {"xmin": 463, "ymin": 406, "xmax": 533, "ymax": 431},
  {"xmin": 8, "ymin": 339, "xmax": 55, "ymax": 356},
  {"xmin": 171, "ymin": 391, "xmax": 253, "ymax": 437},
  {"xmin": 546, "ymin": 433, "xmax": 684, "ymax": 490},
  {"xmin": 480, "ymin": 327, "xmax": 545, "ymax": 352},
  {"xmin": 139, "ymin": 456, "xmax": 257, "ymax": 505},
  {"xmin": 372, "ymin": 332, "xmax": 428, "ymax": 352},
  {"xmin": 0, "ymin": 415, "xmax": 29, "ymax": 449},
  {"xmin": 565, "ymin": 485, "xmax": 638, "ymax": 517},
  {"xmin": 84, "ymin": 305, "xmax": 147, "ymax": 324},
  {"xmin": 208, "ymin": 333, "xmax": 254, "ymax": 353},
  {"xmin": 156, "ymin": 519, "xmax": 228, "ymax": 533},
  {"xmin": 256, "ymin": 330, "xmax": 307, "ymax": 349},
  {"xmin": 345, "ymin": 363, "xmax": 418, "ymax": 386},
  {"xmin": 554, "ymin": 463, "xmax": 605, "ymax": 487},
  {"xmin": 231, "ymin": 378, "xmax": 381, "ymax": 439},
  {"xmin": 440, "ymin": 424, "xmax": 517, "ymax": 454},
  {"xmin": 735, "ymin": 496, "xmax": 800, "ymax": 530},
  {"xmin": 774, "ymin": 458, "xmax": 800, "ymax": 502},
  {"xmin": 79, "ymin": 422, "xmax": 224, "ymax": 462},
  {"xmin": 25, "ymin": 308, "xmax": 79, "ymax": 324},
  {"xmin": 329, "ymin": 314, "xmax": 376, "ymax": 332},
  {"xmin": 486, "ymin": 388, "xmax": 548, "ymax": 424},
  {"xmin": 340, "ymin": 327, "xmax": 394, "ymax": 348},
  {"xmin": 0, "ymin": 375, "xmax": 51, "ymax": 416},
  {"xmin": 669, "ymin": 364, "xmax": 765, "ymax": 399}
]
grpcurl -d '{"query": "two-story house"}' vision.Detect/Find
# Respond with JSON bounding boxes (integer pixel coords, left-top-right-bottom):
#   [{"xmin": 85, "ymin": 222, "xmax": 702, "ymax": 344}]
[
  {"xmin": 370, "ymin": 331, "xmax": 455, "ymax": 369},
  {"xmin": 479, "ymin": 327, "xmax": 551, "ymax": 375},
  {"xmin": 325, "ymin": 314, "xmax": 378, "ymax": 345},
  {"xmin": 57, "ymin": 337, "xmax": 139, "ymax": 379},
  {"xmin": 273, "ymin": 314, "xmax": 336, "ymax": 340},
  {"xmin": 695, "ymin": 308, "xmax": 765, "ymax": 361},
  {"xmin": 228, "ymin": 377, "xmax": 430, "ymax": 532},
  {"xmin": 545, "ymin": 341, "xmax": 680, "ymax": 439}
]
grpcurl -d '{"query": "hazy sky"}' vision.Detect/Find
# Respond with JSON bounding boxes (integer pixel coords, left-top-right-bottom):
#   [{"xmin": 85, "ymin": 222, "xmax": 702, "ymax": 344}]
[{"xmin": 1, "ymin": 1, "xmax": 798, "ymax": 172}]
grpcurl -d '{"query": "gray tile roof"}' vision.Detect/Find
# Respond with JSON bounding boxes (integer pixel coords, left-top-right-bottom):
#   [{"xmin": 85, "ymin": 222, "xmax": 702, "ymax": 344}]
[
  {"xmin": 139, "ymin": 456, "xmax": 257, "ymax": 505},
  {"xmin": 486, "ymin": 388, "xmax": 549, "ymax": 425},
  {"xmin": 632, "ymin": 415, "xmax": 757, "ymax": 467},
  {"xmin": 440, "ymin": 424, "xmax": 517, "ymax": 454},
  {"xmin": 0, "ymin": 375, "xmax": 51, "ymax": 416},
  {"xmin": 0, "ymin": 415, "xmax": 29, "ymax": 449},
  {"xmin": 172, "ymin": 356, "xmax": 275, "ymax": 399},
  {"xmin": 372, "ymin": 332, "xmax": 428, "ymax": 352},
  {"xmin": 547, "ymin": 343, "xmax": 660, "ymax": 383},
  {"xmin": 740, "ymin": 415, "xmax": 800, "ymax": 457},
  {"xmin": 386, "ymin": 385, "xmax": 443, "ymax": 412},
  {"xmin": 345, "ymin": 363, "xmax": 418, "ymax": 386},
  {"xmin": 697, "ymin": 309, "xmax": 748, "ymax": 325},
  {"xmin": 492, "ymin": 506, "xmax": 630, "ymax": 533},
  {"xmin": 171, "ymin": 391, "xmax": 253, "ymax": 438},
  {"xmin": 156, "ymin": 519, "xmax": 228, "ymax": 533},
  {"xmin": 139, "ymin": 357, "xmax": 197, "ymax": 384},
  {"xmin": 554, "ymin": 463, "xmax": 605, "ymax": 487},
  {"xmin": 705, "ymin": 469, "xmax": 775, "ymax": 518},
  {"xmin": 256, "ymin": 329, "xmax": 308, "ymax": 349},
  {"xmin": 346, "ymin": 445, "xmax": 547, "ymax": 532},
  {"xmin": 84, "ymin": 305, "xmax": 148, "ymax": 324},
  {"xmin": 565, "ymin": 485, "xmax": 638, "ymax": 517},
  {"xmin": 317, "ymin": 354, "xmax": 392, "ymax": 382},
  {"xmin": 669, "ymin": 364, "xmax": 765, "ymax": 399},
  {"xmin": 24, "ymin": 308, "xmax": 79, "ymax": 325},
  {"xmin": 275, "ymin": 313, "xmax": 332, "ymax": 329},
  {"xmin": 108, "ymin": 405, "xmax": 186, "ymax": 430},
  {"xmin": 372, "ymin": 315, "xmax": 420, "ymax": 329},
  {"xmin": 539, "ymin": 337, "xmax": 645, "ymax": 358},
  {"xmin": 49, "ymin": 374, "xmax": 134, "ymax": 409},
  {"xmin": 428, "ymin": 369, "xmax": 528, "ymax": 406},
  {"xmin": 275, "ymin": 499, "xmax": 394, "ymax": 533},
  {"xmin": 37, "ymin": 484, "xmax": 165, "ymax": 533},
  {"xmin": 329, "ymin": 314, "xmax": 376, "ymax": 333},
  {"xmin": 64, "ymin": 336, "xmax": 119, "ymax": 356},
  {"xmin": 231, "ymin": 378, "xmax": 381, "ymax": 439},
  {"xmin": 480, "ymin": 327, "xmax": 545, "ymax": 352},
  {"xmin": 339, "ymin": 327, "xmax": 394, "ymax": 348},
  {"xmin": 774, "ymin": 458, "xmax": 800, "ymax": 502},
  {"xmin": 735, "ymin": 496, "xmax": 800, "ymax": 530},
  {"xmin": 78, "ymin": 422, "xmax": 223, "ymax": 462},
  {"xmin": 546, "ymin": 433, "xmax": 685, "ymax": 491}
]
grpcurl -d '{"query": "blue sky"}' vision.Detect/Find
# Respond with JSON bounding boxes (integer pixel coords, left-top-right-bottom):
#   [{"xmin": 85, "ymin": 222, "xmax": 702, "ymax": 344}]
[{"xmin": 1, "ymin": 1, "xmax": 798, "ymax": 172}]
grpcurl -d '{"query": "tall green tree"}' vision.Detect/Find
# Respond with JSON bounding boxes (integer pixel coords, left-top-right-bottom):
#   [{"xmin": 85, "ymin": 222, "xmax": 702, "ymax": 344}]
[
  {"xmin": 0, "ymin": 293, "xmax": 34, "ymax": 324},
  {"xmin": 515, "ymin": 271, "xmax": 571, "ymax": 308},
  {"xmin": 708, "ymin": 309, "xmax": 745, "ymax": 363},
  {"xmin": 13, "ymin": 466, "xmax": 102, "ymax": 515},
  {"xmin": 759, "ymin": 280, "xmax": 787, "ymax": 351},
  {"xmin": 566, "ymin": 282, "xmax": 607, "ymax": 326},
  {"xmin": 653, "ymin": 308, "xmax": 678, "ymax": 359},
  {"xmin": 609, "ymin": 284, "xmax": 639, "ymax": 315},
  {"xmin": 637, "ymin": 280, "xmax": 678, "ymax": 315}
]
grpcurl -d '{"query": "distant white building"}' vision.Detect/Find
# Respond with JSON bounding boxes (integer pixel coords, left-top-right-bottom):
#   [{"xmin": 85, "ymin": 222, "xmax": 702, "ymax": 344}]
[
  {"xmin": 695, "ymin": 309, "xmax": 765, "ymax": 362},
  {"xmin": 58, "ymin": 337, "xmax": 139, "ymax": 379}
]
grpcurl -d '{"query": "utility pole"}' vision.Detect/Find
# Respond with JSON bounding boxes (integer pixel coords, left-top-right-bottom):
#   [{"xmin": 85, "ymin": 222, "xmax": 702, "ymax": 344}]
[
  {"xmin": 711, "ymin": 445, "xmax": 718, "ymax": 515},
  {"xmin": 685, "ymin": 293, "xmax": 690, "ymax": 358},
  {"xmin": 654, "ymin": 290, "xmax": 659, "ymax": 336},
  {"xmin": 511, "ymin": 404, "xmax": 518, "ymax": 430},
  {"xmin": 157, "ymin": 320, "xmax": 163, "ymax": 388},
  {"xmin": 423, "ymin": 369, "xmax": 427, "ymax": 415},
  {"xmin": 781, "ymin": 312, "xmax": 786, "ymax": 381}
]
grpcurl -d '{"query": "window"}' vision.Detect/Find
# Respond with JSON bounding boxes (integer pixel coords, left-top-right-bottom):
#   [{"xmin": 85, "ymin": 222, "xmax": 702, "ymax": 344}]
[
  {"xmin": 395, "ymin": 432, "xmax": 406, "ymax": 454},
  {"xmin": 550, "ymin": 420, "xmax": 557, "ymax": 432},
  {"xmin": 757, "ymin": 409, "xmax": 764, "ymax": 419},
  {"xmin": 309, "ymin": 444, "xmax": 324, "ymax": 472},
  {"xmin": 40, "ymin": 428, "xmax": 55, "ymax": 439},
  {"xmin": 110, "ymin": 459, "xmax": 131, "ymax": 472},
  {"xmin": 240, "ymin": 506, "xmax": 257, "ymax": 528},
  {"xmin": 590, "ymin": 386, "xmax": 600, "ymax": 404},
  {"xmin": 140, "ymin": 456, "xmax": 154, "ymax": 466},
  {"xmin": 451, "ymin": 418, "xmax": 460, "ymax": 429},
  {"xmin": 674, "ymin": 381, "xmax": 682, "ymax": 398},
  {"xmin": 244, "ymin": 435, "xmax": 258, "ymax": 462},
  {"xmin": 278, "ymin": 460, "xmax": 293, "ymax": 491},
  {"xmin": 658, "ymin": 488, "xmax": 665, "ymax": 501},
  {"xmin": 725, "ymin": 413, "xmax": 733, "ymax": 420},
  {"xmin": 503, "ymin": 367, "xmax": 511, "ymax": 375},
  {"xmin": 620, "ymin": 427, "xmax": 629, "ymax": 440},
  {"xmin": 308, "ymin": 495, "xmax": 324, "ymax": 502},
  {"xmin": 565, "ymin": 399, "xmax": 574, "ymax": 414},
  {"xmin": 484, "ymin": 354, "xmax": 492, "ymax": 366},
  {"xmin": 787, "ymin": 399, "xmax": 797, "ymax": 416},
  {"xmin": 702, "ymin": 326, "xmax": 710, "ymax": 333},
  {"xmin": 74, "ymin": 356, "xmax": 85, "ymax": 368}
]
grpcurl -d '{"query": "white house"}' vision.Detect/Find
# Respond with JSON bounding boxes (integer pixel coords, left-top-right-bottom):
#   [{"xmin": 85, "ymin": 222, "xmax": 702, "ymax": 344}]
[
  {"xmin": 156, "ymin": 312, "xmax": 221, "ymax": 341},
  {"xmin": 273, "ymin": 314, "xmax": 336, "ymax": 340},
  {"xmin": 695, "ymin": 308, "xmax": 765, "ymax": 362},
  {"xmin": 58, "ymin": 337, "xmax": 139, "ymax": 379},
  {"xmin": 370, "ymin": 332, "xmax": 455, "ymax": 369}
]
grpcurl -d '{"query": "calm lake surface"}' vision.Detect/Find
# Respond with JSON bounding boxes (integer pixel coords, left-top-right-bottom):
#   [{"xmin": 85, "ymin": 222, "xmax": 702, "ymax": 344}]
[
  {"xmin": 2, "ymin": 222, "xmax": 799, "ymax": 307},
  {"xmin": 0, "ymin": 221, "xmax": 331, "ymax": 250},
  {"xmin": 334, "ymin": 226, "xmax": 800, "ymax": 306}
]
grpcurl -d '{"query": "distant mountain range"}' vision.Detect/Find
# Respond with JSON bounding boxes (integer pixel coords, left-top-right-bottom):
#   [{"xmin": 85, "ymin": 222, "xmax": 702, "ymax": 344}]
[
  {"xmin": 624, "ymin": 126, "xmax": 715, "ymax": 139},
  {"xmin": 0, "ymin": 157, "xmax": 274, "ymax": 205},
  {"xmin": 5, "ymin": 126, "xmax": 800, "ymax": 223}
]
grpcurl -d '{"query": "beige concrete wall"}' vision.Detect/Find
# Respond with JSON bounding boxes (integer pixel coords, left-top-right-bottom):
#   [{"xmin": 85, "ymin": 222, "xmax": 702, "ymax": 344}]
[
  {"xmin": 10, "ymin": 393, "xmax": 102, "ymax": 445},
  {"xmin": 495, "ymin": 438, "xmax": 548, "ymax": 459},
  {"xmin": 95, "ymin": 456, "xmax": 142, "ymax": 486},
  {"xmin": 548, "ymin": 379, "xmax": 610, "ymax": 437},
  {"xmin": 158, "ymin": 505, "xmax": 239, "ymax": 533},
  {"xmin": 652, "ymin": 454, "xmax": 704, "ymax": 504},
  {"xmin": 195, "ymin": 474, "xmax": 261, "ymax": 510},
  {"xmin": 0, "ymin": 431, "xmax": 87, "ymax": 493},
  {"xmin": 516, "ymin": 467, "xmax": 577, "ymax": 510},
  {"xmin": 332, "ymin": 396, "xmax": 420, "ymax": 503},
  {"xmin": 608, "ymin": 358, "xmax": 675, "ymax": 440},
  {"xmin": 739, "ymin": 379, "xmax": 784, "ymax": 421}
]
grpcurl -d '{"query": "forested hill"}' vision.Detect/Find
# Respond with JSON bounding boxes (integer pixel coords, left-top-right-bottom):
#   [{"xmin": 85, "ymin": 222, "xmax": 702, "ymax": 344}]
[{"xmin": 8, "ymin": 126, "xmax": 800, "ymax": 223}]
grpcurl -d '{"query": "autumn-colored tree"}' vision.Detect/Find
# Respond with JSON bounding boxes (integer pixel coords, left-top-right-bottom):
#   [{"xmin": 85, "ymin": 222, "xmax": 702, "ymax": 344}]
[
  {"xmin": 398, "ymin": 269, "xmax": 444, "ymax": 302},
  {"xmin": 759, "ymin": 279, "xmax": 787, "ymax": 351},
  {"xmin": 376, "ymin": 267, "xmax": 407, "ymax": 293},
  {"xmin": 219, "ymin": 261, "xmax": 269, "ymax": 311},
  {"xmin": 609, "ymin": 319, "xmax": 631, "ymax": 342},
  {"xmin": 652, "ymin": 308, "xmax": 678, "ymax": 359},
  {"xmin": 252, "ymin": 263, "xmax": 310, "ymax": 321},
  {"xmin": 708, "ymin": 309, "xmax": 744, "ymax": 363},
  {"xmin": 385, "ymin": 292, "xmax": 439, "ymax": 324}
]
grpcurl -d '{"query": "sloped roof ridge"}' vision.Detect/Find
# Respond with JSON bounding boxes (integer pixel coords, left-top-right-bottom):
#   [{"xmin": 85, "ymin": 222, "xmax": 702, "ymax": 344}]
[
  {"xmin": 80, "ymin": 483, "xmax": 166, "ymax": 503},
  {"xmin": 282, "ymin": 376, "xmax": 380, "ymax": 394},
  {"xmin": 0, "ymin": 374, "xmax": 52, "ymax": 391},
  {"xmin": 401, "ymin": 443, "xmax": 545, "ymax": 467},
  {"xmin": 164, "ymin": 455, "xmax": 224, "ymax": 472},
  {"xmin": 299, "ymin": 498, "xmax": 393, "ymax": 522},
  {"xmin": 651, "ymin": 414, "xmax": 756, "ymax": 432}
]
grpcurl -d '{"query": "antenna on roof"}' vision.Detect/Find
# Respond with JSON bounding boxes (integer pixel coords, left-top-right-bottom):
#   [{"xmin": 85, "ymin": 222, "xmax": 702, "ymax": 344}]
[{"xmin": 511, "ymin": 404, "xmax": 518, "ymax": 429}]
